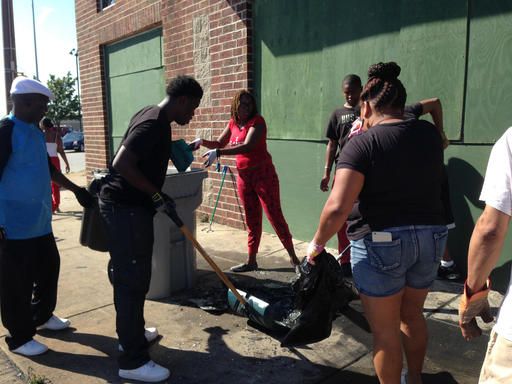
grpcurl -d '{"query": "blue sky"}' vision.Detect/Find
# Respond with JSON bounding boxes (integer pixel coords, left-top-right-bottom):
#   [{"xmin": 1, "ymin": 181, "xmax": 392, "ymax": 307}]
[{"xmin": 13, "ymin": 0, "xmax": 78, "ymax": 85}]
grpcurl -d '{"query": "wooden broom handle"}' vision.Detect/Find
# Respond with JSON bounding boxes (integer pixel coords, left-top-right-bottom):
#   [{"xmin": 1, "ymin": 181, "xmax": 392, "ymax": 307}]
[{"xmin": 179, "ymin": 225, "xmax": 248, "ymax": 306}]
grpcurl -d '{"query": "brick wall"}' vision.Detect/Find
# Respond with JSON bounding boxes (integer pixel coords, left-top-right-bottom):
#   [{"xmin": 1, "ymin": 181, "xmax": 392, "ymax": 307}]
[{"xmin": 75, "ymin": 0, "xmax": 252, "ymax": 230}]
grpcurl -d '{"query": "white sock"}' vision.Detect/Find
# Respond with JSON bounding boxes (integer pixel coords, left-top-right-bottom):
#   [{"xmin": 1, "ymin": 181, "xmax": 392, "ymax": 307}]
[{"xmin": 441, "ymin": 260, "xmax": 454, "ymax": 268}]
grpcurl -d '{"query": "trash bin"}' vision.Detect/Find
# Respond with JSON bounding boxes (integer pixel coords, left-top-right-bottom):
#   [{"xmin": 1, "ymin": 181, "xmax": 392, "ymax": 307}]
[
  {"xmin": 147, "ymin": 167, "xmax": 208, "ymax": 299},
  {"xmin": 79, "ymin": 169, "xmax": 109, "ymax": 252}
]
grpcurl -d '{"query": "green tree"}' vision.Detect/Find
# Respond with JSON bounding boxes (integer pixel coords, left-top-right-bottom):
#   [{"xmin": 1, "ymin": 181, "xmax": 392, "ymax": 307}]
[{"xmin": 46, "ymin": 72, "xmax": 81, "ymax": 128}]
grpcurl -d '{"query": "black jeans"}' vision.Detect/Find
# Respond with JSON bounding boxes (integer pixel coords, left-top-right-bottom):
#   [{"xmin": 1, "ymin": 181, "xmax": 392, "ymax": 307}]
[
  {"xmin": 99, "ymin": 200, "xmax": 154, "ymax": 370},
  {"xmin": 0, "ymin": 233, "xmax": 60, "ymax": 350}
]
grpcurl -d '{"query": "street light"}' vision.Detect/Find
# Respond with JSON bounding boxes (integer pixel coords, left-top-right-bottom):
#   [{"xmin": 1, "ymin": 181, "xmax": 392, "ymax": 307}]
[{"xmin": 69, "ymin": 48, "xmax": 82, "ymax": 131}]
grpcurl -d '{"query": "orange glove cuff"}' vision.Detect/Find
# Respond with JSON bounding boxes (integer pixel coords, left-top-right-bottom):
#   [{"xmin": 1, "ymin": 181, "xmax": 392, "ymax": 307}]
[
  {"xmin": 459, "ymin": 278, "xmax": 492, "ymax": 325},
  {"xmin": 463, "ymin": 279, "xmax": 491, "ymax": 303}
]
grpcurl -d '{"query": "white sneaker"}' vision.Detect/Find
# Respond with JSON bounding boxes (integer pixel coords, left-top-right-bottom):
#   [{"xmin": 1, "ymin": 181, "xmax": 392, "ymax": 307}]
[
  {"xmin": 12, "ymin": 340, "xmax": 48, "ymax": 356},
  {"xmin": 119, "ymin": 360, "xmax": 170, "ymax": 382},
  {"xmin": 38, "ymin": 315, "xmax": 70, "ymax": 331},
  {"xmin": 119, "ymin": 327, "xmax": 159, "ymax": 352}
]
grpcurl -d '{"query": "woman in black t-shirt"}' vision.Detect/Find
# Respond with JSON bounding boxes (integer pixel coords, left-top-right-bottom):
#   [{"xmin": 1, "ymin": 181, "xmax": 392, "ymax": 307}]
[{"xmin": 307, "ymin": 62, "xmax": 448, "ymax": 384}]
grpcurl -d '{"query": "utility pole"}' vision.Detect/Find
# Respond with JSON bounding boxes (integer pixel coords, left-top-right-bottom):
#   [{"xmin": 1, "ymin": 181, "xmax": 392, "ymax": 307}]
[
  {"xmin": 69, "ymin": 48, "xmax": 82, "ymax": 131},
  {"xmin": 2, "ymin": 0, "xmax": 17, "ymax": 114},
  {"xmin": 31, "ymin": 0, "xmax": 39, "ymax": 80}
]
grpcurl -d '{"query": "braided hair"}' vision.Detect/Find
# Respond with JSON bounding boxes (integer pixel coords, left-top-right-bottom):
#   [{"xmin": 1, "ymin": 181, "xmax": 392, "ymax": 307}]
[
  {"xmin": 230, "ymin": 90, "xmax": 258, "ymax": 123},
  {"xmin": 360, "ymin": 62, "xmax": 406, "ymax": 111}
]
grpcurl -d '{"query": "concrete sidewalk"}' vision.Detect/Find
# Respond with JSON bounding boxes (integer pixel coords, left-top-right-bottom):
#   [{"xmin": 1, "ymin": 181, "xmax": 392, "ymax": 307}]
[{"xmin": 0, "ymin": 171, "xmax": 500, "ymax": 383}]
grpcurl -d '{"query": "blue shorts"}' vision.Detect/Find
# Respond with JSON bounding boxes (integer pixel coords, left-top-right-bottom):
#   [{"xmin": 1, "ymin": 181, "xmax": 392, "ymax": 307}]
[{"xmin": 350, "ymin": 225, "xmax": 448, "ymax": 297}]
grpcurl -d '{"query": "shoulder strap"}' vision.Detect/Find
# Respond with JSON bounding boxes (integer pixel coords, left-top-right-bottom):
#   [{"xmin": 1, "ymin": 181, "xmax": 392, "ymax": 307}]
[{"xmin": 0, "ymin": 118, "xmax": 15, "ymax": 181}]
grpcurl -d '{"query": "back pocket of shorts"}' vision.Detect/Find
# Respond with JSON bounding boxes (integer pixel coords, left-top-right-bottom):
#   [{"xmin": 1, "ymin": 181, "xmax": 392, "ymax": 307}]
[
  {"xmin": 364, "ymin": 239, "xmax": 402, "ymax": 271},
  {"xmin": 433, "ymin": 229, "xmax": 448, "ymax": 263}
]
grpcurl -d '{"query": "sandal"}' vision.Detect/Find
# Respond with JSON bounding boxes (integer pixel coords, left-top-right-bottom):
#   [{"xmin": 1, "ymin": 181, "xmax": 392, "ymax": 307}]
[{"xmin": 230, "ymin": 263, "xmax": 258, "ymax": 273}]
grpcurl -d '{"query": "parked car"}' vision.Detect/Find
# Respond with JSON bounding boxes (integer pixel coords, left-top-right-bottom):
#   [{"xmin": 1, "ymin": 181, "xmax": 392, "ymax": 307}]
[
  {"xmin": 62, "ymin": 131, "xmax": 85, "ymax": 152},
  {"xmin": 59, "ymin": 125, "xmax": 73, "ymax": 137}
]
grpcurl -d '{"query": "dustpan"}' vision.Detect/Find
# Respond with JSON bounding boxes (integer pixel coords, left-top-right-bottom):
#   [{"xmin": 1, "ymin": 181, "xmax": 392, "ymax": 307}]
[{"xmin": 170, "ymin": 139, "xmax": 194, "ymax": 172}]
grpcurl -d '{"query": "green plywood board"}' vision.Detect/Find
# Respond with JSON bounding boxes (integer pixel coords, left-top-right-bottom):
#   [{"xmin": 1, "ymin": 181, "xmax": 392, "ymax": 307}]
[
  {"xmin": 105, "ymin": 28, "xmax": 164, "ymax": 155},
  {"xmin": 398, "ymin": 0, "xmax": 466, "ymax": 141},
  {"xmin": 464, "ymin": 1, "xmax": 512, "ymax": 143},
  {"xmin": 254, "ymin": 0, "xmax": 401, "ymax": 141},
  {"xmin": 254, "ymin": 0, "xmax": 467, "ymax": 141},
  {"xmin": 105, "ymin": 28, "xmax": 163, "ymax": 78},
  {"xmin": 443, "ymin": 145, "xmax": 488, "ymax": 272},
  {"xmin": 107, "ymin": 67, "xmax": 165, "ymax": 153}
]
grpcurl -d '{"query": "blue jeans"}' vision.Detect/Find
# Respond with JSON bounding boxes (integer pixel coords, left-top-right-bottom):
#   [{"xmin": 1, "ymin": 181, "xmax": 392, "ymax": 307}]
[
  {"xmin": 99, "ymin": 200, "xmax": 154, "ymax": 370},
  {"xmin": 350, "ymin": 225, "xmax": 448, "ymax": 297}
]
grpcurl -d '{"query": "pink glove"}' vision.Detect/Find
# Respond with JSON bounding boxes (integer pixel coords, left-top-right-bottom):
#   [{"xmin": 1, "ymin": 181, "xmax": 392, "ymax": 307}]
[
  {"xmin": 348, "ymin": 118, "xmax": 364, "ymax": 139},
  {"xmin": 306, "ymin": 241, "xmax": 325, "ymax": 265}
]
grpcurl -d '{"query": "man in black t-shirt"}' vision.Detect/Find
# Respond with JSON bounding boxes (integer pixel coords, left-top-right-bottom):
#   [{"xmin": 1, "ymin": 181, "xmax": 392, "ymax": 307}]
[
  {"xmin": 322, "ymin": 74, "xmax": 363, "ymax": 185},
  {"xmin": 320, "ymin": 74, "xmax": 362, "ymax": 274},
  {"xmin": 325, "ymin": 104, "xmax": 361, "ymax": 155},
  {"xmin": 99, "ymin": 75, "xmax": 203, "ymax": 383}
]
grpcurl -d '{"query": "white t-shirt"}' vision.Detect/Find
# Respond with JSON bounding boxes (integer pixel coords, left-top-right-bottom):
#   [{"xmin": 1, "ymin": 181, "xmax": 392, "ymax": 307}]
[{"xmin": 479, "ymin": 127, "xmax": 512, "ymax": 341}]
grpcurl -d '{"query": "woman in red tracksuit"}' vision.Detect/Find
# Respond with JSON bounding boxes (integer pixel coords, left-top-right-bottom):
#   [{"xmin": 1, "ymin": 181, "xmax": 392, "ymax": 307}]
[
  {"xmin": 199, "ymin": 90, "xmax": 299, "ymax": 272},
  {"xmin": 40, "ymin": 117, "xmax": 70, "ymax": 213}
]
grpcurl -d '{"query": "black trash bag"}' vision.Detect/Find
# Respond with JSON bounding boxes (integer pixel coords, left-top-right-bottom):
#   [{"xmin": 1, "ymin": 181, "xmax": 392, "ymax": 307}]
[{"xmin": 281, "ymin": 250, "xmax": 351, "ymax": 347}]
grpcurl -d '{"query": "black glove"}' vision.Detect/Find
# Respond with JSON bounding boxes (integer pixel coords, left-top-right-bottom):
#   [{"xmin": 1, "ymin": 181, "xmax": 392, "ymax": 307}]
[
  {"xmin": 152, "ymin": 192, "xmax": 183, "ymax": 227},
  {"xmin": 0, "ymin": 227, "xmax": 6, "ymax": 243},
  {"xmin": 74, "ymin": 187, "xmax": 94, "ymax": 208}
]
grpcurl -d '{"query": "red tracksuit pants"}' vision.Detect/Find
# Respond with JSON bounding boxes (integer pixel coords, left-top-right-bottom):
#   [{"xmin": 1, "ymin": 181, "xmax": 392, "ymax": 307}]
[
  {"xmin": 237, "ymin": 164, "xmax": 294, "ymax": 256},
  {"xmin": 50, "ymin": 156, "xmax": 60, "ymax": 212}
]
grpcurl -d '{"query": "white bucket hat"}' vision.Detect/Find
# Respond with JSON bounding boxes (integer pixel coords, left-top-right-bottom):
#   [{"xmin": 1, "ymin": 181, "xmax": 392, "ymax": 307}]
[{"xmin": 10, "ymin": 76, "xmax": 54, "ymax": 100}]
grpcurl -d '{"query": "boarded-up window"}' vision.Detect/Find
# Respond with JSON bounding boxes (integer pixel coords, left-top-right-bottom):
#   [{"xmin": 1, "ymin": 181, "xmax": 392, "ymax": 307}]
[{"xmin": 104, "ymin": 28, "xmax": 164, "ymax": 156}]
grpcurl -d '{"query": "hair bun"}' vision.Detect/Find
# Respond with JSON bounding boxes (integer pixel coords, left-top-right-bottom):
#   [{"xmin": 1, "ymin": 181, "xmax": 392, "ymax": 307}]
[{"xmin": 367, "ymin": 62, "xmax": 401, "ymax": 81}]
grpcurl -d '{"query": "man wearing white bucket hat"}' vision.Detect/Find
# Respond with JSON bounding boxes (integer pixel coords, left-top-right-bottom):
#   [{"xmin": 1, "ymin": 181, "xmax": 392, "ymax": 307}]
[{"xmin": 0, "ymin": 77, "xmax": 93, "ymax": 357}]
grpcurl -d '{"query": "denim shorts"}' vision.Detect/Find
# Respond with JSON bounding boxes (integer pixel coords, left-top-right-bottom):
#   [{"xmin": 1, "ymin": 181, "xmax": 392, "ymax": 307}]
[{"xmin": 350, "ymin": 225, "xmax": 448, "ymax": 297}]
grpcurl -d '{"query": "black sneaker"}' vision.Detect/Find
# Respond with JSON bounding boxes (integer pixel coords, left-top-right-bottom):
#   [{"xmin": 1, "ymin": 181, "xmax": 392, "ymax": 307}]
[
  {"xmin": 437, "ymin": 263, "xmax": 461, "ymax": 280},
  {"xmin": 230, "ymin": 263, "xmax": 258, "ymax": 273}
]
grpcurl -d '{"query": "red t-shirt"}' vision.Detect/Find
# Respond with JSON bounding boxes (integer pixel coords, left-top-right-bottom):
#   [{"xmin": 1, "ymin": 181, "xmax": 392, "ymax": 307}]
[{"xmin": 228, "ymin": 114, "xmax": 272, "ymax": 169}]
